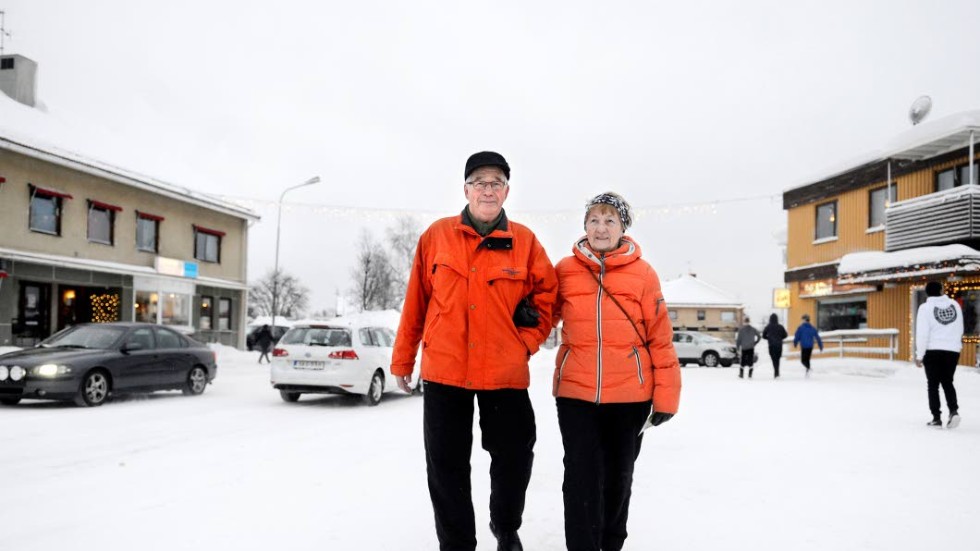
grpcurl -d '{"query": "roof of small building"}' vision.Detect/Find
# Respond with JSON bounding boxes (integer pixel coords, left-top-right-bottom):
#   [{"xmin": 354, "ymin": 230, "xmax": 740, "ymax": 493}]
[
  {"xmin": 0, "ymin": 91, "xmax": 258, "ymax": 221},
  {"xmin": 661, "ymin": 274, "xmax": 743, "ymax": 307}
]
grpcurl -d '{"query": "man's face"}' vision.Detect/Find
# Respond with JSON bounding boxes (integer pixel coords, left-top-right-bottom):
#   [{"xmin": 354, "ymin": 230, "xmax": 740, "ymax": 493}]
[{"xmin": 464, "ymin": 166, "xmax": 509, "ymax": 223}]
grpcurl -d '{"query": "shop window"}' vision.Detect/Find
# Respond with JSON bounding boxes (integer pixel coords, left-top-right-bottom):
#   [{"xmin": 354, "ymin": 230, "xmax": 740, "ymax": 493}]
[
  {"xmin": 954, "ymin": 289, "xmax": 980, "ymax": 337},
  {"xmin": 194, "ymin": 225, "xmax": 223, "ymax": 263},
  {"xmin": 200, "ymin": 296, "xmax": 213, "ymax": 330},
  {"xmin": 136, "ymin": 212, "xmax": 162, "ymax": 253},
  {"xmin": 135, "ymin": 291, "xmax": 159, "ymax": 323},
  {"xmin": 218, "ymin": 298, "xmax": 232, "ymax": 331},
  {"xmin": 937, "ymin": 162, "xmax": 979, "ymax": 191},
  {"xmin": 868, "ymin": 186, "xmax": 897, "ymax": 228},
  {"xmin": 816, "ymin": 298, "xmax": 867, "ymax": 331},
  {"xmin": 815, "ymin": 201, "xmax": 837, "ymax": 240},
  {"xmin": 697, "ymin": 310, "xmax": 706, "ymax": 321},
  {"xmin": 29, "ymin": 193, "xmax": 61, "ymax": 235},
  {"xmin": 161, "ymin": 293, "xmax": 191, "ymax": 326},
  {"xmin": 87, "ymin": 202, "xmax": 117, "ymax": 245}
]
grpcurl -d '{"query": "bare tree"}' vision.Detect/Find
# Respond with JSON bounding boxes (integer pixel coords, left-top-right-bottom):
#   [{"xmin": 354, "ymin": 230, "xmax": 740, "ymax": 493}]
[
  {"xmin": 249, "ymin": 269, "xmax": 310, "ymax": 319},
  {"xmin": 348, "ymin": 230, "xmax": 400, "ymax": 311},
  {"xmin": 385, "ymin": 215, "xmax": 422, "ymax": 305}
]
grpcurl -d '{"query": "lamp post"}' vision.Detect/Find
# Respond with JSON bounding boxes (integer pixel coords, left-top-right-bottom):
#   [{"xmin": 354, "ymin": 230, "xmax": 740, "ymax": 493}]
[{"xmin": 271, "ymin": 176, "xmax": 321, "ymax": 332}]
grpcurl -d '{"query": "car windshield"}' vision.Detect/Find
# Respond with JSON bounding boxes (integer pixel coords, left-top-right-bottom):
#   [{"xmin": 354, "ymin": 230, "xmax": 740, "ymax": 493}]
[
  {"xmin": 40, "ymin": 325, "xmax": 127, "ymax": 349},
  {"xmin": 280, "ymin": 327, "xmax": 352, "ymax": 347}
]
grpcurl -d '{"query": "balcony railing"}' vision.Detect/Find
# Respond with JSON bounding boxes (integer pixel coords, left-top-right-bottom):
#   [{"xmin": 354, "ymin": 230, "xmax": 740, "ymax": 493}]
[{"xmin": 885, "ymin": 185, "xmax": 980, "ymax": 251}]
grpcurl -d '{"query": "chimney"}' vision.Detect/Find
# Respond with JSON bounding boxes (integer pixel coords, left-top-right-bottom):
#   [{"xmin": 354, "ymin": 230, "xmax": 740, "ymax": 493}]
[{"xmin": 0, "ymin": 54, "xmax": 37, "ymax": 107}]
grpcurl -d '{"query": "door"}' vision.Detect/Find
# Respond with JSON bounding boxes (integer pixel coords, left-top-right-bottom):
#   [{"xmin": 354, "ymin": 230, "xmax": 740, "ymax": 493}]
[
  {"xmin": 109, "ymin": 327, "xmax": 162, "ymax": 390},
  {"xmin": 153, "ymin": 326, "xmax": 194, "ymax": 386},
  {"xmin": 17, "ymin": 282, "xmax": 51, "ymax": 345}
]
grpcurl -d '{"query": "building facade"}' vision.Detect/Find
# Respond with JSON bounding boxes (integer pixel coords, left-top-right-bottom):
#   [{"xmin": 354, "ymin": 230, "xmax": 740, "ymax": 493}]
[
  {"xmin": 662, "ymin": 274, "xmax": 744, "ymax": 341},
  {"xmin": 783, "ymin": 110, "xmax": 980, "ymax": 366},
  {"xmin": 1, "ymin": 54, "xmax": 258, "ymax": 348}
]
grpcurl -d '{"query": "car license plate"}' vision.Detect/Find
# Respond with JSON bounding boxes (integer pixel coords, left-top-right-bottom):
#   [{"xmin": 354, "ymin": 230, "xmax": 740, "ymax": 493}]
[{"xmin": 293, "ymin": 360, "xmax": 326, "ymax": 370}]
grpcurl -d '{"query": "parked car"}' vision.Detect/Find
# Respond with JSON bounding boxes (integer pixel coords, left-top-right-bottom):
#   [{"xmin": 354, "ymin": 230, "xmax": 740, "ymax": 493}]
[
  {"xmin": 0, "ymin": 322, "xmax": 217, "ymax": 407},
  {"xmin": 245, "ymin": 324, "xmax": 290, "ymax": 351},
  {"xmin": 672, "ymin": 330, "xmax": 738, "ymax": 367},
  {"xmin": 270, "ymin": 322, "xmax": 419, "ymax": 405}
]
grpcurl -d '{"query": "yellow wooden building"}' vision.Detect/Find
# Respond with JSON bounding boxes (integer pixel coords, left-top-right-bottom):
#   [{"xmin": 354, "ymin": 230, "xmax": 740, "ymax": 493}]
[{"xmin": 783, "ymin": 110, "xmax": 980, "ymax": 367}]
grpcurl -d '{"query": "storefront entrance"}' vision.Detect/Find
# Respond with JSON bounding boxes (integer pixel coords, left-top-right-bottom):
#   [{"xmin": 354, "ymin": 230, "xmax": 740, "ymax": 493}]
[
  {"xmin": 15, "ymin": 281, "xmax": 51, "ymax": 346},
  {"xmin": 56, "ymin": 285, "xmax": 122, "ymax": 331}
]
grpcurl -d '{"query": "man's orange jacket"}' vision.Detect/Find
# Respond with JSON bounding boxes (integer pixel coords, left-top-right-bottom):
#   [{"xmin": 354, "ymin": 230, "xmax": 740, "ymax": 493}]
[
  {"xmin": 552, "ymin": 236, "xmax": 681, "ymax": 413},
  {"xmin": 392, "ymin": 211, "xmax": 558, "ymax": 390}
]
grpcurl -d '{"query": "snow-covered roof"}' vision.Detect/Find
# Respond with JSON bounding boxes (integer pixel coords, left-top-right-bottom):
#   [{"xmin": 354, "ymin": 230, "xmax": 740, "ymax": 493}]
[
  {"xmin": 837, "ymin": 244, "xmax": 980, "ymax": 283},
  {"xmin": 661, "ymin": 274, "xmax": 742, "ymax": 307},
  {"xmin": 785, "ymin": 109, "xmax": 980, "ymax": 193},
  {"xmin": 0, "ymin": 92, "xmax": 258, "ymax": 222}
]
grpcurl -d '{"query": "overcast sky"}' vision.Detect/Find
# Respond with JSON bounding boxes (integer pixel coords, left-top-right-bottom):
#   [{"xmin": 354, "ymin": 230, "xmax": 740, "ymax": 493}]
[{"xmin": 4, "ymin": 0, "xmax": 980, "ymax": 321}]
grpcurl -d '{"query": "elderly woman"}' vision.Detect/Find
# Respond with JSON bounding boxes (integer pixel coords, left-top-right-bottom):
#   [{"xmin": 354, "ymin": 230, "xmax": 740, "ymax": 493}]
[{"xmin": 551, "ymin": 192, "xmax": 681, "ymax": 551}]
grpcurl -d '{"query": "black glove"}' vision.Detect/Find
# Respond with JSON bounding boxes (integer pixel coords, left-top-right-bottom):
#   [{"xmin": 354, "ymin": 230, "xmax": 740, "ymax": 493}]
[
  {"xmin": 512, "ymin": 296, "xmax": 540, "ymax": 328},
  {"xmin": 650, "ymin": 412, "xmax": 674, "ymax": 426}
]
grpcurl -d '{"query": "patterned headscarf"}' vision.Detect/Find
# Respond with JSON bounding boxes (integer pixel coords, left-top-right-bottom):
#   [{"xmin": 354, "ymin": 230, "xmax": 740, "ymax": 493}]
[{"xmin": 584, "ymin": 192, "xmax": 633, "ymax": 231}]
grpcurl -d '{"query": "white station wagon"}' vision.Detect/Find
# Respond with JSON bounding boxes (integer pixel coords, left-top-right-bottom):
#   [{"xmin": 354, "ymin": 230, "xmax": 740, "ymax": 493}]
[{"xmin": 270, "ymin": 322, "xmax": 418, "ymax": 405}]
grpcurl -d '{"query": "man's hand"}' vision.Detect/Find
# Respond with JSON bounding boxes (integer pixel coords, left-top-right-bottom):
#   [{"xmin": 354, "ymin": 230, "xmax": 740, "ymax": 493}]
[
  {"xmin": 915, "ymin": 359, "xmax": 923, "ymax": 368},
  {"xmin": 650, "ymin": 411, "xmax": 674, "ymax": 426},
  {"xmin": 396, "ymin": 374, "xmax": 414, "ymax": 393}
]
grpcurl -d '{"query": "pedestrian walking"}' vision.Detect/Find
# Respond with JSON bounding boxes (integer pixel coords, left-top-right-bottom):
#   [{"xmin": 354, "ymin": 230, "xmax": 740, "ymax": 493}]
[
  {"xmin": 736, "ymin": 317, "xmax": 761, "ymax": 378},
  {"xmin": 915, "ymin": 281, "xmax": 964, "ymax": 428},
  {"xmin": 255, "ymin": 324, "xmax": 274, "ymax": 364},
  {"xmin": 762, "ymin": 313, "xmax": 788, "ymax": 378},
  {"xmin": 390, "ymin": 151, "xmax": 558, "ymax": 551},
  {"xmin": 551, "ymin": 191, "xmax": 681, "ymax": 551},
  {"xmin": 793, "ymin": 314, "xmax": 823, "ymax": 377}
]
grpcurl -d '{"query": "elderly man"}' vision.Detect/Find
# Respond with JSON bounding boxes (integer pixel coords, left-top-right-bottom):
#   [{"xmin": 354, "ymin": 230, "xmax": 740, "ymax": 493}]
[{"xmin": 392, "ymin": 151, "xmax": 558, "ymax": 551}]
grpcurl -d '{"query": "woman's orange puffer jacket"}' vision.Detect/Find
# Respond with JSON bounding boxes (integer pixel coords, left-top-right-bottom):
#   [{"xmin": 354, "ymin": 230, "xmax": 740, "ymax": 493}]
[{"xmin": 552, "ymin": 236, "xmax": 681, "ymax": 413}]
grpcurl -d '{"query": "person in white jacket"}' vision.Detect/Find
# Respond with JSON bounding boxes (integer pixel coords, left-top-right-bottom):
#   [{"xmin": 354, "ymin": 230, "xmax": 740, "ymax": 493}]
[{"xmin": 915, "ymin": 281, "xmax": 964, "ymax": 428}]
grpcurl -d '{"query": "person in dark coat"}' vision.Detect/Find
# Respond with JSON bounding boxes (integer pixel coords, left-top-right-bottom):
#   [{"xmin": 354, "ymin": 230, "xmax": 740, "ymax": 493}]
[
  {"xmin": 256, "ymin": 324, "xmax": 274, "ymax": 364},
  {"xmin": 735, "ymin": 317, "xmax": 761, "ymax": 379},
  {"xmin": 793, "ymin": 314, "xmax": 823, "ymax": 377},
  {"xmin": 762, "ymin": 313, "xmax": 788, "ymax": 378}
]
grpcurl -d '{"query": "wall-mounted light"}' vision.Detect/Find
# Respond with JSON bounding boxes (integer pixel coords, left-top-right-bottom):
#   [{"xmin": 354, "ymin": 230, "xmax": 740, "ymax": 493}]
[{"xmin": 63, "ymin": 290, "xmax": 76, "ymax": 301}]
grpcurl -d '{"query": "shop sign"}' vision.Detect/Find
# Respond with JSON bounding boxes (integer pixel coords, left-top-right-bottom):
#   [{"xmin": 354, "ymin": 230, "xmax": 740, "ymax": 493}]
[
  {"xmin": 800, "ymin": 279, "xmax": 876, "ymax": 298},
  {"xmin": 773, "ymin": 288, "xmax": 791, "ymax": 308},
  {"xmin": 155, "ymin": 257, "xmax": 199, "ymax": 279}
]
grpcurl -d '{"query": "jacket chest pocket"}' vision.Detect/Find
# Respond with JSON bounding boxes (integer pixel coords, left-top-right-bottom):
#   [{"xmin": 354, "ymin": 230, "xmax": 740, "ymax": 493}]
[
  {"xmin": 488, "ymin": 265, "xmax": 528, "ymax": 302},
  {"xmin": 430, "ymin": 253, "xmax": 468, "ymax": 308}
]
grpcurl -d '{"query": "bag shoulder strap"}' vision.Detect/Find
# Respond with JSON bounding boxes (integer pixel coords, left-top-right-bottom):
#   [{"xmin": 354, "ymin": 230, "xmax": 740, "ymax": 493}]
[{"xmin": 587, "ymin": 269, "xmax": 649, "ymax": 347}]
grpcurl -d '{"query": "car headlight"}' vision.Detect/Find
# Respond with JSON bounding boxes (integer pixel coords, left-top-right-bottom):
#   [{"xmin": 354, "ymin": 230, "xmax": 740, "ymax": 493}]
[
  {"xmin": 9, "ymin": 365, "xmax": 26, "ymax": 381},
  {"xmin": 35, "ymin": 364, "xmax": 72, "ymax": 377},
  {"xmin": 0, "ymin": 365, "xmax": 8, "ymax": 381}
]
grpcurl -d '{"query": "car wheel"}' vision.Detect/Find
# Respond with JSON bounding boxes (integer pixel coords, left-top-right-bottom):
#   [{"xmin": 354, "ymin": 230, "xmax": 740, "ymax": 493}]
[
  {"xmin": 74, "ymin": 370, "xmax": 110, "ymax": 407},
  {"xmin": 364, "ymin": 370, "xmax": 384, "ymax": 406},
  {"xmin": 0, "ymin": 397, "xmax": 21, "ymax": 406},
  {"xmin": 182, "ymin": 366, "xmax": 208, "ymax": 396},
  {"xmin": 280, "ymin": 390, "xmax": 301, "ymax": 402},
  {"xmin": 702, "ymin": 351, "xmax": 720, "ymax": 368}
]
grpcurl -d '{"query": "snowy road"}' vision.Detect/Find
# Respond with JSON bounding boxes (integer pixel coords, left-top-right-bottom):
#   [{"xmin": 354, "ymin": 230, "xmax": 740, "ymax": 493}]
[{"xmin": 2, "ymin": 347, "xmax": 978, "ymax": 550}]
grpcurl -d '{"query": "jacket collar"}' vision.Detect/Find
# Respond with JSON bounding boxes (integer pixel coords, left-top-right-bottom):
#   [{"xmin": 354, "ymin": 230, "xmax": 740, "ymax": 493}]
[
  {"xmin": 572, "ymin": 235, "xmax": 641, "ymax": 270},
  {"xmin": 461, "ymin": 206, "xmax": 508, "ymax": 235}
]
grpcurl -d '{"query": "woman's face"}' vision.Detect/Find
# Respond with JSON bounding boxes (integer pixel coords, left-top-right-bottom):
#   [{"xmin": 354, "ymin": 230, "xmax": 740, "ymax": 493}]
[{"xmin": 585, "ymin": 206, "xmax": 623, "ymax": 253}]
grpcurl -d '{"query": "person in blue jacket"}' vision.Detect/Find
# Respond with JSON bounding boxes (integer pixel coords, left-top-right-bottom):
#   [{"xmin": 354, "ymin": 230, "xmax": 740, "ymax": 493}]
[{"xmin": 793, "ymin": 314, "xmax": 823, "ymax": 377}]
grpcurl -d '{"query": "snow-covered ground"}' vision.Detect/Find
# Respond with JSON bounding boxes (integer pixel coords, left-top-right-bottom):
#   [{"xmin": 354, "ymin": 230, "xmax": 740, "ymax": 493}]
[{"xmin": 2, "ymin": 347, "xmax": 978, "ymax": 550}]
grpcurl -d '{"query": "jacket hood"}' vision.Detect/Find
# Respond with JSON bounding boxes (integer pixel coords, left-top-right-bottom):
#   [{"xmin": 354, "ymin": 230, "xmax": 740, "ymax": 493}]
[
  {"xmin": 769, "ymin": 313, "xmax": 779, "ymax": 324},
  {"xmin": 926, "ymin": 295, "xmax": 956, "ymax": 307},
  {"xmin": 571, "ymin": 235, "xmax": 643, "ymax": 271}
]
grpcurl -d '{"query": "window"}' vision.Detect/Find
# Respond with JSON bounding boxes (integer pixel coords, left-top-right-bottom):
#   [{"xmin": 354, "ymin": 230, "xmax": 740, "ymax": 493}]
[
  {"xmin": 372, "ymin": 328, "xmax": 394, "ymax": 347},
  {"xmin": 937, "ymin": 162, "xmax": 979, "ymax": 191},
  {"xmin": 359, "ymin": 328, "xmax": 378, "ymax": 346},
  {"xmin": 135, "ymin": 291, "xmax": 159, "ymax": 323},
  {"xmin": 668, "ymin": 310, "xmax": 678, "ymax": 321},
  {"xmin": 815, "ymin": 201, "xmax": 837, "ymax": 240},
  {"xmin": 721, "ymin": 311, "xmax": 735, "ymax": 322},
  {"xmin": 29, "ymin": 193, "xmax": 61, "ymax": 235},
  {"xmin": 0, "ymin": 58, "xmax": 13, "ymax": 70},
  {"xmin": 954, "ymin": 289, "xmax": 980, "ymax": 337},
  {"xmin": 125, "ymin": 327, "xmax": 156, "ymax": 350},
  {"xmin": 199, "ymin": 296, "xmax": 213, "ymax": 330},
  {"xmin": 154, "ymin": 327, "xmax": 186, "ymax": 349},
  {"xmin": 868, "ymin": 186, "xmax": 897, "ymax": 228},
  {"xmin": 136, "ymin": 212, "xmax": 162, "ymax": 253},
  {"xmin": 161, "ymin": 293, "xmax": 191, "ymax": 326},
  {"xmin": 194, "ymin": 226, "xmax": 223, "ymax": 263},
  {"xmin": 218, "ymin": 298, "xmax": 232, "ymax": 331},
  {"xmin": 697, "ymin": 310, "xmax": 706, "ymax": 321},
  {"xmin": 87, "ymin": 202, "xmax": 117, "ymax": 245},
  {"xmin": 816, "ymin": 298, "xmax": 867, "ymax": 331}
]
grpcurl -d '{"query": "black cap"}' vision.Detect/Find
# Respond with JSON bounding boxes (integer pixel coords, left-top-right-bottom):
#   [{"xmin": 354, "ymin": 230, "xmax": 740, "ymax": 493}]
[{"xmin": 465, "ymin": 151, "xmax": 510, "ymax": 180}]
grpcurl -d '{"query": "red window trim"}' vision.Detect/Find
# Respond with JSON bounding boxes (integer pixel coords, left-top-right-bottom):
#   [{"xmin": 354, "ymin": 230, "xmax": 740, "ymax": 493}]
[
  {"xmin": 0, "ymin": 176, "xmax": 6, "ymax": 183},
  {"xmin": 136, "ymin": 210, "xmax": 165, "ymax": 222},
  {"xmin": 193, "ymin": 224, "xmax": 226, "ymax": 237},
  {"xmin": 30, "ymin": 183, "xmax": 74, "ymax": 200},
  {"xmin": 88, "ymin": 199, "xmax": 123, "ymax": 212}
]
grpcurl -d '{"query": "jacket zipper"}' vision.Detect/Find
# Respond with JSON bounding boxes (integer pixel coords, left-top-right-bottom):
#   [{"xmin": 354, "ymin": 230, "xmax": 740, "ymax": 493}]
[
  {"xmin": 557, "ymin": 347, "xmax": 571, "ymax": 393},
  {"xmin": 632, "ymin": 346, "xmax": 644, "ymax": 385},
  {"xmin": 595, "ymin": 261, "xmax": 605, "ymax": 404}
]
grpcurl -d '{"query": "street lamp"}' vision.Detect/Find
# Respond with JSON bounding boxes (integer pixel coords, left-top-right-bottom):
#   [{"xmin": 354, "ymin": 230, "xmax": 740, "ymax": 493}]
[{"xmin": 272, "ymin": 176, "xmax": 321, "ymax": 332}]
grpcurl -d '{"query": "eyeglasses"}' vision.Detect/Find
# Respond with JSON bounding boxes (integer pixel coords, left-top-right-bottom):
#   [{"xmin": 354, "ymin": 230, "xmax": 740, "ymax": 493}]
[{"xmin": 467, "ymin": 181, "xmax": 507, "ymax": 192}]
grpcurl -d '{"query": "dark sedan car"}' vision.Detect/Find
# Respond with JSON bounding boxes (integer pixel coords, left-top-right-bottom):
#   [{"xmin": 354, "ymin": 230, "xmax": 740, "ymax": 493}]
[{"xmin": 0, "ymin": 322, "xmax": 217, "ymax": 407}]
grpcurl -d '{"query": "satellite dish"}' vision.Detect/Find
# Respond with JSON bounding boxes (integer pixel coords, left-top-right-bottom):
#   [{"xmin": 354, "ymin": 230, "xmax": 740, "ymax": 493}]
[{"xmin": 909, "ymin": 96, "xmax": 932, "ymax": 126}]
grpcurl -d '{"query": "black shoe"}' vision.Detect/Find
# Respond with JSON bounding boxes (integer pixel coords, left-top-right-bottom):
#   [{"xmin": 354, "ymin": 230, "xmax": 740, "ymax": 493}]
[
  {"xmin": 748, "ymin": 368, "xmax": 754, "ymax": 378},
  {"xmin": 490, "ymin": 522, "xmax": 523, "ymax": 551},
  {"xmin": 739, "ymin": 369, "xmax": 744, "ymax": 378},
  {"xmin": 927, "ymin": 418, "xmax": 943, "ymax": 427}
]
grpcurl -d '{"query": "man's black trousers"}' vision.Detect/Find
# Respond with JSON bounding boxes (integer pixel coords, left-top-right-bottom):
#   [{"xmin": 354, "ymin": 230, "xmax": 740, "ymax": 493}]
[
  {"xmin": 423, "ymin": 381, "xmax": 536, "ymax": 551},
  {"xmin": 740, "ymin": 348, "xmax": 755, "ymax": 368},
  {"xmin": 556, "ymin": 397, "xmax": 651, "ymax": 551},
  {"xmin": 768, "ymin": 345, "xmax": 782, "ymax": 376},
  {"xmin": 923, "ymin": 349, "xmax": 960, "ymax": 418},
  {"xmin": 800, "ymin": 347, "xmax": 813, "ymax": 369}
]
